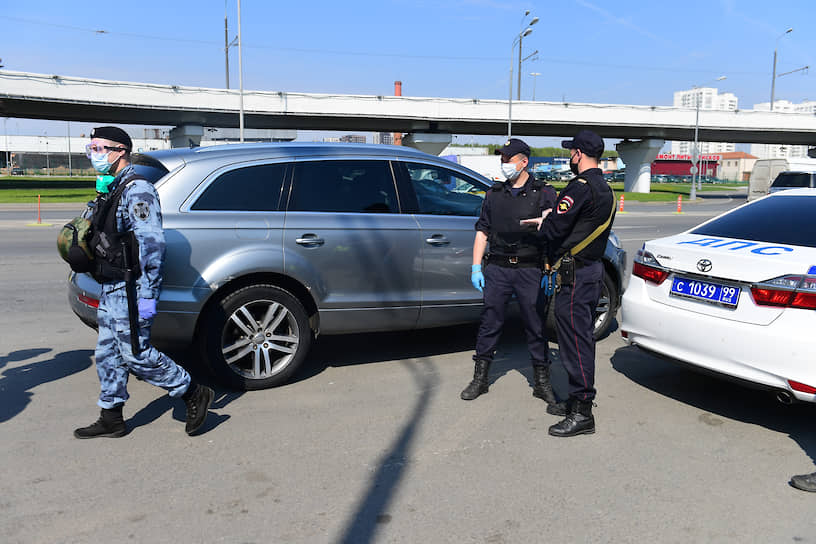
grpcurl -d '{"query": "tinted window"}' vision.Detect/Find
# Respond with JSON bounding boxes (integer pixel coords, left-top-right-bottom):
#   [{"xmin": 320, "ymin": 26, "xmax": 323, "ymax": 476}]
[
  {"xmin": 132, "ymin": 153, "xmax": 170, "ymax": 184},
  {"xmin": 405, "ymin": 163, "xmax": 486, "ymax": 216},
  {"xmin": 192, "ymin": 164, "xmax": 286, "ymax": 211},
  {"xmin": 288, "ymin": 160, "xmax": 396, "ymax": 213},
  {"xmin": 771, "ymin": 173, "xmax": 815, "ymax": 188},
  {"xmin": 691, "ymin": 195, "xmax": 816, "ymax": 247}
]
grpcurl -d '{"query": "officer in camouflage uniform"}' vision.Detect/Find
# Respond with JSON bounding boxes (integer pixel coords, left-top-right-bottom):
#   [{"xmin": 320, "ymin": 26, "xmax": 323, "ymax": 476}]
[{"xmin": 74, "ymin": 126, "xmax": 214, "ymax": 439}]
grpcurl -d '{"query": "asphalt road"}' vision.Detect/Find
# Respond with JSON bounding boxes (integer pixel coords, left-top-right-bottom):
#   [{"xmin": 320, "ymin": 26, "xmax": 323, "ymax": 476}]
[{"xmin": 2, "ymin": 192, "xmax": 815, "ymax": 543}]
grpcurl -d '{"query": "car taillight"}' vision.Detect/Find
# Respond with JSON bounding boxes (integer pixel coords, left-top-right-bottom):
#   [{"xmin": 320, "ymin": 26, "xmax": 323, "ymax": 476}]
[
  {"xmin": 632, "ymin": 247, "xmax": 669, "ymax": 285},
  {"xmin": 789, "ymin": 380, "xmax": 816, "ymax": 394},
  {"xmin": 750, "ymin": 274, "xmax": 816, "ymax": 310},
  {"xmin": 78, "ymin": 294, "xmax": 99, "ymax": 308}
]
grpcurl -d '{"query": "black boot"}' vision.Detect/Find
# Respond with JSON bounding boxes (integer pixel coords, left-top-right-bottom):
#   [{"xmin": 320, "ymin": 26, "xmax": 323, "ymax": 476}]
[
  {"xmin": 532, "ymin": 364, "xmax": 567, "ymax": 416},
  {"xmin": 790, "ymin": 471, "xmax": 816, "ymax": 492},
  {"xmin": 548, "ymin": 398, "xmax": 595, "ymax": 437},
  {"xmin": 461, "ymin": 358, "xmax": 490, "ymax": 400},
  {"xmin": 182, "ymin": 382, "xmax": 214, "ymax": 436},
  {"xmin": 74, "ymin": 405, "xmax": 127, "ymax": 439}
]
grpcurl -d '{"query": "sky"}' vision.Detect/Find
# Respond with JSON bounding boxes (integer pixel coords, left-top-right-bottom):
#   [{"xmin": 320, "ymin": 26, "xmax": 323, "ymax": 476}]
[{"xmin": 1, "ymin": 0, "xmax": 814, "ymax": 148}]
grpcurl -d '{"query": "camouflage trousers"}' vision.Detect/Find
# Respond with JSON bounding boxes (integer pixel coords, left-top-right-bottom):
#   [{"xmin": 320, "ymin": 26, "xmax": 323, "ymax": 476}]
[{"xmin": 95, "ymin": 286, "xmax": 191, "ymax": 409}]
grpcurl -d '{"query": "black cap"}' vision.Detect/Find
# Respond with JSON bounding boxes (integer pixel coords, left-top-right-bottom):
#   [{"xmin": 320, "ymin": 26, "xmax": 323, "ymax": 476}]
[
  {"xmin": 494, "ymin": 138, "xmax": 531, "ymax": 158},
  {"xmin": 561, "ymin": 130, "xmax": 604, "ymax": 158},
  {"xmin": 91, "ymin": 126, "xmax": 132, "ymax": 151}
]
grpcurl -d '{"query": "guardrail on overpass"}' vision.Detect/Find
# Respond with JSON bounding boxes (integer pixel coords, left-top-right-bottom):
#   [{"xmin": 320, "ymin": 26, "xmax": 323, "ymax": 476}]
[{"xmin": 1, "ymin": 70, "xmax": 815, "ymax": 145}]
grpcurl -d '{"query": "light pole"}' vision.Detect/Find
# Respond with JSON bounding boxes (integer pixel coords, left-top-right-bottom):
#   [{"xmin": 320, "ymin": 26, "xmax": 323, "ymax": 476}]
[
  {"xmin": 43, "ymin": 131, "xmax": 50, "ymax": 176},
  {"xmin": 507, "ymin": 11, "xmax": 538, "ymax": 138},
  {"xmin": 3, "ymin": 118, "xmax": 9, "ymax": 176},
  {"xmin": 517, "ymin": 17, "xmax": 538, "ymax": 100},
  {"xmin": 224, "ymin": 0, "xmax": 238, "ymax": 89},
  {"xmin": 770, "ymin": 28, "xmax": 793, "ymax": 111},
  {"xmin": 530, "ymin": 72, "xmax": 541, "ymax": 101},
  {"xmin": 690, "ymin": 76, "xmax": 726, "ymax": 200},
  {"xmin": 67, "ymin": 121, "xmax": 72, "ymax": 177},
  {"xmin": 237, "ymin": 0, "xmax": 245, "ymax": 142}
]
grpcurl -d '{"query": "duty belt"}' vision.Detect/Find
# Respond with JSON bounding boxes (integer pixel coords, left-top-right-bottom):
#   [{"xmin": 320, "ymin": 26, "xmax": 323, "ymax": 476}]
[{"xmin": 486, "ymin": 254, "xmax": 540, "ymax": 267}]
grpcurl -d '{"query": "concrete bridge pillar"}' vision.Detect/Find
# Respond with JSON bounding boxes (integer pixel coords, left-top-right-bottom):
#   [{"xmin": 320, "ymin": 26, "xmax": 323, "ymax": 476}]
[
  {"xmin": 169, "ymin": 124, "xmax": 204, "ymax": 148},
  {"xmin": 615, "ymin": 139, "xmax": 664, "ymax": 193},
  {"xmin": 401, "ymin": 133, "xmax": 452, "ymax": 156}
]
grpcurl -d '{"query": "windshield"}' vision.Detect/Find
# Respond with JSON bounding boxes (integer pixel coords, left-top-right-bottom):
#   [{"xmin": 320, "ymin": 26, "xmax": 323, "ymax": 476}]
[{"xmin": 691, "ymin": 195, "xmax": 816, "ymax": 248}]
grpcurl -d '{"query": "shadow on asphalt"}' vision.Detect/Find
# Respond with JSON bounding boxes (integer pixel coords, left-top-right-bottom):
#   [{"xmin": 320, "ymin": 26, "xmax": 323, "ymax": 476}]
[
  {"xmin": 0, "ymin": 348, "xmax": 93, "ymax": 424},
  {"xmin": 292, "ymin": 322, "xmax": 480, "ymax": 383},
  {"xmin": 611, "ymin": 345, "xmax": 816, "ymax": 465}
]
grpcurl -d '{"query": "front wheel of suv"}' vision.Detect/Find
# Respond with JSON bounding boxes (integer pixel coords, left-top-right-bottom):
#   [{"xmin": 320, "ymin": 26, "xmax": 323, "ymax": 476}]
[{"xmin": 200, "ymin": 284, "xmax": 312, "ymax": 390}]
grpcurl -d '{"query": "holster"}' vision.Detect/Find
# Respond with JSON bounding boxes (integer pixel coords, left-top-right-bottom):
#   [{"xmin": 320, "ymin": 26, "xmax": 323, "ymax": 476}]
[{"xmin": 558, "ymin": 254, "xmax": 575, "ymax": 287}]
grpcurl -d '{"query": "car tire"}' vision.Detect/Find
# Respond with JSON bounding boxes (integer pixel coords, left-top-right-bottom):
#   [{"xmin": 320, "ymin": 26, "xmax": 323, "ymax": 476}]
[
  {"xmin": 593, "ymin": 270, "xmax": 618, "ymax": 340},
  {"xmin": 200, "ymin": 284, "xmax": 312, "ymax": 390},
  {"xmin": 543, "ymin": 269, "xmax": 618, "ymax": 341}
]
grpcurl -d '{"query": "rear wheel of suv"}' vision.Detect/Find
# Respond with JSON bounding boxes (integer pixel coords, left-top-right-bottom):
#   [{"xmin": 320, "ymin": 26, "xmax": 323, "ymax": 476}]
[
  {"xmin": 200, "ymin": 284, "xmax": 312, "ymax": 390},
  {"xmin": 593, "ymin": 270, "xmax": 618, "ymax": 340}
]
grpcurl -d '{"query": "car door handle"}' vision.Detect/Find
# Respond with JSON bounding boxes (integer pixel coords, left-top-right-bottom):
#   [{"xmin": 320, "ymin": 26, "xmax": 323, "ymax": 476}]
[
  {"xmin": 425, "ymin": 235, "xmax": 450, "ymax": 246},
  {"xmin": 295, "ymin": 234, "xmax": 325, "ymax": 246}
]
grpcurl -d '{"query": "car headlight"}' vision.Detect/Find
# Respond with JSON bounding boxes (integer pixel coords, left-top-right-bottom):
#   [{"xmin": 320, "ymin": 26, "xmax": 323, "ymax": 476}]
[{"xmin": 607, "ymin": 231, "xmax": 621, "ymax": 249}]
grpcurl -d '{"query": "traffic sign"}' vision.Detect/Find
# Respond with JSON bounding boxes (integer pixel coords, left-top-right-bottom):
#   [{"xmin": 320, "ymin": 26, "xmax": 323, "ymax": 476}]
[{"xmin": 689, "ymin": 166, "xmax": 699, "ymax": 174}]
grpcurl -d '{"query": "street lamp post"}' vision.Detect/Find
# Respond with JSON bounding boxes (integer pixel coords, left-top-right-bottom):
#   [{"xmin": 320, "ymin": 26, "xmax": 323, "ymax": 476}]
[
  {"xmin": 507, "ymin": 11, "xmax": 538, "ymax": 138},
  {"xmin": 43, "ymin": 131, "xmax": 50, "ymax": 176},
  {"xmin": 3, "ymin": 118, "xmax": 9, "ymax": 176},
  {"xmin": 690, "ymin": 76, "xmax": 726, "ymax": 200},
  {"xmin": 67, "ymin": 121, "xmax": 72, "ymax": 177},
  {"xmin": 517, "ymin": 17, "xmax": 538, "ymax": 100},
  {"xmin": 771, "ymin": 28, "xmax": 793, "ymax": 111},
  {"xmin": 530, "ymin": 72, "xmax": 541, "ymax": 101},
  {"xmin": 237, "ymin": 0, "xmax": 244, "ymax": 142}
]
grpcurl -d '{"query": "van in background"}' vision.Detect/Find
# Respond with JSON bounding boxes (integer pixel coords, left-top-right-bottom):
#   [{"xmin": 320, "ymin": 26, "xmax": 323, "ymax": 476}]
[{"xmin": 748, "ymin": 158, "xmax": 816, "ymax": 200}]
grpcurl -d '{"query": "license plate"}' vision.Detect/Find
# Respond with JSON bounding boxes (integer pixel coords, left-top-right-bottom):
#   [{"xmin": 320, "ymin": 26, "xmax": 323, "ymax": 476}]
[{"xmin": 670, "ymin": 277, "xmax": 740, "ymax": 307}]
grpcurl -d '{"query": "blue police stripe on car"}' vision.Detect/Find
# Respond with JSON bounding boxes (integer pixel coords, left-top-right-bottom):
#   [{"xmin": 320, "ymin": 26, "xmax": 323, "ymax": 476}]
[{"xmin": 677, "ymin": 237, "xmax": 794, "ymax": 256}]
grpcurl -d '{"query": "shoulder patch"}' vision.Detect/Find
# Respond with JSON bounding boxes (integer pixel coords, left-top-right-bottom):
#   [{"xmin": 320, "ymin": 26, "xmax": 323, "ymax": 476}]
[
  {"xmin": 131, "ymin": 201, "xmax": 151, "ymax": 221},
  {"xmin": 557, "ymin": 195, "xmax": 574, "ymax": 214}
]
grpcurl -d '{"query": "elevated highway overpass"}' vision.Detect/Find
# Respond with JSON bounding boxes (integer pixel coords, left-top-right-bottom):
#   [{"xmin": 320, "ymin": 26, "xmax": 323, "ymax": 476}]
[{"xmin": 2, "ymin": 70, "xmax": 815, "ymax": 192}]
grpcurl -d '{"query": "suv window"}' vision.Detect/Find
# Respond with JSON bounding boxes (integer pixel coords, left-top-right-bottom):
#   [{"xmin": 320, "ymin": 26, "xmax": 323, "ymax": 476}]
[
  {"xmin": 288, "ymin": 160, "xmax": 397, "ymax": 213},
  {"xmin": 191, "ymin": 163, "xmax": 287, "ymax": 211},
  {"xmin": 405, "ymin": 162, "xmax": 486, "ymax": 216},
  {"xmin": 691, "ymin": 195, "xmax": 816, "ymax": 248},
  {"xmin": 132, "ymin": 153, "xmax": 170, "ymax": 184},
  {"xmin": 771, "ymin": 172, "xmax": 815, "ymax": 189}
]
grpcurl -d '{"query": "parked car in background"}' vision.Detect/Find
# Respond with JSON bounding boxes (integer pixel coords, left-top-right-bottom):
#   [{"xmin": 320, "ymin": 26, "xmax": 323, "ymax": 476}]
[
  {"xmin": 768, "ymin": 171, "xmax": 816, "ymax": 194},
  {"xmin": 69, "ymin": 143, "xmax": 625, "ymax": 390},
  {"xmin": 621, "ymin": 188, "xmax": 816, "ymax": 403},
  {"xmin": 748, "ymin": 158, "xmax": 816, "ymax": 200}
]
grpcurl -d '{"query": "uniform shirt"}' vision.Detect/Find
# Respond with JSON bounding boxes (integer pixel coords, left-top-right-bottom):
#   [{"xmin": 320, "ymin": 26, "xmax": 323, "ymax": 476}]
[
  {"xmin": 538, "ymin": 167, "xmax": 615, "ymax": 263},
  {"xmin": 475, "ymin": 174, "xmax": 556, "ymax": 257},
  {"xmin": 106, "ymin": 165, "xmax": 167, "ymax": 299}
]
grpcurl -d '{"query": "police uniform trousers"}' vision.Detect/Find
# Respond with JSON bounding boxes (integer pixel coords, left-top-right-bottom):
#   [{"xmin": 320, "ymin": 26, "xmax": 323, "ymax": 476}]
[
  {"xmin": 554, "ymin": 260, "xmax": 602, "ymax": 402},
  {"xmin": 95, "ymin": 284, "xmax": 191, "ymax": 409},
  {"xmin": 475, "ymin": 263, "xmax": 549, "ymax": 366}
]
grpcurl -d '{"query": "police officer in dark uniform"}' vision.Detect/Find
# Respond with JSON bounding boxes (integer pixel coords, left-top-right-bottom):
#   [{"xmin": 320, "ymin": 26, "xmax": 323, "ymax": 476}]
[
  {"xmin": 522, "ymin": 130, "xmax": 615, "ymax": 437},
  {"xmin": 461, "ymin": 138, "xmax": 559, "ymax": 408}
]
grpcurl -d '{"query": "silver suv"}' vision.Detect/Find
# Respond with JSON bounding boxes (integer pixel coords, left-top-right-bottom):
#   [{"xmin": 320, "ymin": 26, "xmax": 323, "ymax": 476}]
[{"xmin": 69, "ymin": 143, "xmax": 625, "ymax": 390}]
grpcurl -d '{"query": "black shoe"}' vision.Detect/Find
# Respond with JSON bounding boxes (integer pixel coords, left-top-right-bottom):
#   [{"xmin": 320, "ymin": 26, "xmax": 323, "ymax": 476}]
[
  {"xmin": 183, "ymin": 384, "xmax": 214, "ymax": 435},
  {"xmin": 74, "ymin": 406, "xmax": 127, "ymax": 439},
  {"xmin": 461, "ymin": 358, "xmax": 490, "ymax": 401},
  {"xmin": 532, "ymin": 365, "xmax": 558, "ymax": 405},
  {"xmin": 790, "ymin": 471, "xmax": 816, "ymax": 492},
  {"xmin": 549, "ymin": 399, "xmax": 595, "ymax": 437},
  {"xmin": 546, "ymin": 402, "xmax": 568, "ymax": 417}
]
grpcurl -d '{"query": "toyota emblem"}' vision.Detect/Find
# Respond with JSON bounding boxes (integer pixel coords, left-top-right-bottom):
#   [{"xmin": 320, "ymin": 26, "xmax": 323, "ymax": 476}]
[{"xmin": 697, "ymin": 259, "xmax": 712, "ymax": 273}]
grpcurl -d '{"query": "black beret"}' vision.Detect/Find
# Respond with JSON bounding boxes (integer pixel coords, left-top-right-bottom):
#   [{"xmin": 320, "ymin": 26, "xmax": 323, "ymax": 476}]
[{"xmin": 91, "ymin": 126, "xmax": 132, "ymax": 151}]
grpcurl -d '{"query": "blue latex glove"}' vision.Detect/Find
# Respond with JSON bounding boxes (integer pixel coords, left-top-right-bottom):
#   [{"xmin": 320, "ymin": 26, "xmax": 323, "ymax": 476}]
[
  {"xmin": 138, "ymin": 298, "xmax": 157, "ymax": 320},
  {"xmin": 471, "ymin": 264, "xmax": 485, "ymax": 292}
]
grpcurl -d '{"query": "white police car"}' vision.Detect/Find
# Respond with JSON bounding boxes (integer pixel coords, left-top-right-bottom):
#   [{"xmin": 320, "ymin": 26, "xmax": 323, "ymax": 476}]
[{"xmin": 621, "ymin": 188, "xmax": 816, "ymax": 403}]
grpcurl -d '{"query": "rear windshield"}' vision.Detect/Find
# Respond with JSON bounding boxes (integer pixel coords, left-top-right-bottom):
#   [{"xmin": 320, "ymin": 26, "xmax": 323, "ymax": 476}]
[
  {"xmin": 691, "ymin": 195, "xmax": 816, "ymax": 248},
  {"xmin": 131, "ymin": 154, "xmax": 170, "ymax": 184},
  {"xmin": 771, "ymin": 172, "xmax": 815, "ymax": 189}
]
